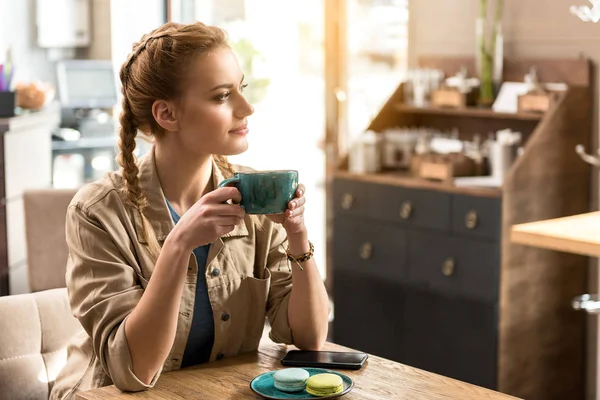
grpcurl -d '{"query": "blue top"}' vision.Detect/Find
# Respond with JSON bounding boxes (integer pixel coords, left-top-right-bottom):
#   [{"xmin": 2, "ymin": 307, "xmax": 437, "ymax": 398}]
[{"xmin": 165, "ymin": 198, "xmax": 215, "ymax": 368}]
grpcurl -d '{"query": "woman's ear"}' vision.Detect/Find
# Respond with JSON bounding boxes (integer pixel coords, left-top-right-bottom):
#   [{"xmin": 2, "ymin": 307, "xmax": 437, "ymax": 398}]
[{"xmin": 152, "ymin": 99, "xmax": 179, "ymax": 132}]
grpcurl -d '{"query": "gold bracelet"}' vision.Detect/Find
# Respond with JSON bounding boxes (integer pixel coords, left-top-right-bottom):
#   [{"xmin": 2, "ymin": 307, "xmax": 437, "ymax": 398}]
[{"xmin": 286, "ymin": 241, "xmax": 314, "ymax": 271}]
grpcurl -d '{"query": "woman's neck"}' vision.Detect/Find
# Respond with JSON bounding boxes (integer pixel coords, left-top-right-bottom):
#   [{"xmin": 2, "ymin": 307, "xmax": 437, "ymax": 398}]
[{"xmin": 154, "ymin": 143, "xmax": 213, "ymax": 215}]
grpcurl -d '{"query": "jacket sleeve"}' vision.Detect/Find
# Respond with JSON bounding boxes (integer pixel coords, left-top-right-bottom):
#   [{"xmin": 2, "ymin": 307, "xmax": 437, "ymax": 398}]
[
  {"xmin": 264, "ymin": 223, "xmax": 294, "ymax": 345},
  {"xmin": 65, "ymin": 204, "xmax": 161, "ymax": 392}
]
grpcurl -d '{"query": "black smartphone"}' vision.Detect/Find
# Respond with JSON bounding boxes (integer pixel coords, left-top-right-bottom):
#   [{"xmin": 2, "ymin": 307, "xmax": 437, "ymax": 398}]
[{"xmin": 281, "ymin": 350, "xmax": 368, "ymax": 370}]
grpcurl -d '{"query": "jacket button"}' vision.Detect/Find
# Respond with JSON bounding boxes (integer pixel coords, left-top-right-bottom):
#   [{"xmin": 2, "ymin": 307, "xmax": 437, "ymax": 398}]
[
  {"xmin": 216, "ymin": 352, "xmax": 224, "ymax": 360},
  {"xmin": 221, "ymin": 313, "xmax": 230, "ymax": 321},
  {"xmin": 211, "ymin": 268, "xmax": 221, "ymax": 277}
]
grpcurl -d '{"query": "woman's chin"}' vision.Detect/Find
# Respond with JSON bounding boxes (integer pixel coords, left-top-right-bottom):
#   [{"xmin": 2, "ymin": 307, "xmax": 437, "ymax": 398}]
[{"xmin": 221, "ymin": 139, "xmax": 249, "ymax": 156}]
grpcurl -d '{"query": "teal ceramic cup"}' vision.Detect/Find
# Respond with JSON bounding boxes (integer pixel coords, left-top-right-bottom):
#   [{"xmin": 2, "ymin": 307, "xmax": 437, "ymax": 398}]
[{"xmin": 218, "ymin": 170, "xmax": 299, "ymax": 215}]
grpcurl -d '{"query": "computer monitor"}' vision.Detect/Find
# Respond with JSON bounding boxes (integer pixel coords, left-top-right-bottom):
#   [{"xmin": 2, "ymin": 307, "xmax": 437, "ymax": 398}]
[{"xmin": 56, "ymin": 60, "xmax": 118, "ymax": 109}]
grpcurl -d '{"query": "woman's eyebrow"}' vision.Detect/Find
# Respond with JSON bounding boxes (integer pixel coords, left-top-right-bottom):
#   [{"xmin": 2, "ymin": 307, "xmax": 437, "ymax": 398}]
[{"xmin": 209, "ymin": 75, "xmax": 245, "ymax": 92}]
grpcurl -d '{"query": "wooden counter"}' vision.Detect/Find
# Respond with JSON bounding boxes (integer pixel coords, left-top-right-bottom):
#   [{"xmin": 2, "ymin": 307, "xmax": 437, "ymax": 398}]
[
  {"xmin": 76, "ymin": 340, "xmax": 521, "ymax": 400},
  {"xmin": 511, "ymin": 212, "xmax": 600, "ymax": 257},
  {"xmin": 334, "ymin": 170, "xmax": 502, "ymax": 198}
]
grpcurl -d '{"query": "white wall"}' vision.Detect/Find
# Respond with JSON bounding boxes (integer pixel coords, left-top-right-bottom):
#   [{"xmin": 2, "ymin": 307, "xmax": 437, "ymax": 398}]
[
  {"xmin": 0, "ymin": 0, "xmax": 57, "ymax": 85},
  {"xmin": 0, "ymin": 0, "xmax": 115, "ymax": 87},
  {"xmin": 110, "ymin": 0, "xmax": 166, "ymax": 76}
]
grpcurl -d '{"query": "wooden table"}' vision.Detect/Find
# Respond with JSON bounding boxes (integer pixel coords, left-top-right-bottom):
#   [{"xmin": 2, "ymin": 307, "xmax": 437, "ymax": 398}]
[
  {"xmin": 77, "ymin": 339, "xmax": 520, "ymax": 400},
  {"xmin": 511, "ymin": 211, "xmax": 600, "ymax": 257}
]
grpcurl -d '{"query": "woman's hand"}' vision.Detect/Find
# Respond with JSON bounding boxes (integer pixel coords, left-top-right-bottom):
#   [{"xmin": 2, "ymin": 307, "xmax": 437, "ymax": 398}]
[
  {"xmin": 267, "ymin": 184, "xmax": 306, "ymax": 235},
  {"xmin": 169, "ymin": 187, "xmax": 246, "ymax": 250}
]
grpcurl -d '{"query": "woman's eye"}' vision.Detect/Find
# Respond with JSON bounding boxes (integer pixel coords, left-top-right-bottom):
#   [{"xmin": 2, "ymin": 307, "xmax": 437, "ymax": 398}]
[
  {"xmin": 216, "ymin": 92, "xmax": 230, "ymax": 101},
  {"xmin": 215, "ymin": 84, "xmax": 247, "ymax": 102}
]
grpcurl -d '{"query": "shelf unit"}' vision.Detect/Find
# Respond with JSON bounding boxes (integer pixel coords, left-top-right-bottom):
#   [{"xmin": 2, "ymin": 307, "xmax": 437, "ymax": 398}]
[
  {"xmin": 393, "ymin": 104, "xmax": 543, "ymax": 121},
  {"xmin": 331, "ymin": 56, "xmax": 592, "ymax": 400}
]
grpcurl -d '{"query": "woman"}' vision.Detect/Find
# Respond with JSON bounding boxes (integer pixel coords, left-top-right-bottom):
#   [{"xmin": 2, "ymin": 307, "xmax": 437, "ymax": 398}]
[{"xmin": 50, "ymin": 21, "xmax": 329, "ymax": 399}]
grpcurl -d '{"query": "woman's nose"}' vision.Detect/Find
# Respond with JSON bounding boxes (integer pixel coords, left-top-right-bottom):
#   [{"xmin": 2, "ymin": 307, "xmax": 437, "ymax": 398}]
[{"xmin": 236, "ymin": 94, "xmax": 254, "ymax": 118}]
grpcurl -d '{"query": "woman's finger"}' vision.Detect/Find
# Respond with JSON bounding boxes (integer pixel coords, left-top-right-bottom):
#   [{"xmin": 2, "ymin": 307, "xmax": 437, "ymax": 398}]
[
  {"xmin": 287, "ymin": 205, "xmax": 305, "ymax": 218},
  {"xmin": 207, "ymin": 203, "xmax": 246, "ymax": 218},
  {"xmin": 289, "ymin": 196, "xmax": 306, "ymax": 210},
  {"xmin": 296, "ymin": 184, "xmax": 306, "ymax": 197},
  {"xmin": 206, "ymin": 187, "xmax": 243, "ymax": 204}
]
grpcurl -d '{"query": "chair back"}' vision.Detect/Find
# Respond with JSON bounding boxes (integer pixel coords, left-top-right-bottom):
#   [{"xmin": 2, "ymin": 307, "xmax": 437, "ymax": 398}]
[
  {"xmin": 0, "ymin": 288, "xmax": 82, "ymax": 399},
  {"xmin": 23, "ymin": 189, "xmax": 77, "ymax": 292}
]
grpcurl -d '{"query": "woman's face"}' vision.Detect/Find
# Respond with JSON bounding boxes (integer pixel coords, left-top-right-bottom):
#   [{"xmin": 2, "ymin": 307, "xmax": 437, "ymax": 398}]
[{"xmin": 171, "ymin": 46, "xmax": 254, "ymax": 156}]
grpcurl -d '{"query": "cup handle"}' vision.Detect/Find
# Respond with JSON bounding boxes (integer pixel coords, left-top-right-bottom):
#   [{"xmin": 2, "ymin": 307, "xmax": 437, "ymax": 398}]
[
  {"xmin": 218, "ymin": 177, "xmax": 243, "ymax": 206},
  {"xmin": 218, "ymin": 177, "xmax": 241, "ymax": 188}
]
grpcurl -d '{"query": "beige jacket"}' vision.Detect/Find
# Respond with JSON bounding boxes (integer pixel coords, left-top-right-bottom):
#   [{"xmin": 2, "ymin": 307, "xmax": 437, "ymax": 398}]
[{"xmin": 50, "ymin": 148, "xmax": 294, "ymax": 400}]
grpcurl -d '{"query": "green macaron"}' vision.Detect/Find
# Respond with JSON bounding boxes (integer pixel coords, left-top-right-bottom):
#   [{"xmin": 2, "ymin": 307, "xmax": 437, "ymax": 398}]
[
  {"xmin": 306, "ymin": 373, "xmax": 344, "ymax": 397},
  {"xmin": 273, "ymin": 368, "xmax": 310, "ymax": 393}
]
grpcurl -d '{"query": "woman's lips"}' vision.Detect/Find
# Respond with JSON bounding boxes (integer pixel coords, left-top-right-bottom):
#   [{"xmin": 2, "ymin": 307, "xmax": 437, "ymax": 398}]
[{"xmin": 229, "ymin": 124, "xmax": 249, "ymax": 136}]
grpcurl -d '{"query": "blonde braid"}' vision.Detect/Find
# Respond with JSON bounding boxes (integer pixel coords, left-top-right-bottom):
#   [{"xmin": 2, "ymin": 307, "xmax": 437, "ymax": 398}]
[
  {"xmin": 122, "ymin": 32, "xmax": 172, "ymax": 88},
  {"xmin": 213, "ymin": 154, "xmax": 235, "ymax": 178},
  {"xmin": 117, "ymin": 95, "xmax": 162, "ymax": 259}
]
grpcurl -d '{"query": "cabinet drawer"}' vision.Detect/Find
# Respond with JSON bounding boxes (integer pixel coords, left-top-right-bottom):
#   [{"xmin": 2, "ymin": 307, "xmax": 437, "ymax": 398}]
[
  {"xmin": 452, "ymin": 195, "xmax": 501, "ymax": 240},
  {"xmin": 372, "ymin": 186, "xmax": 451, "ymax": 231},
  {"xmin": 333, "ymin": 217, "xmax": 407, "ymax": 283},
  {"xmin": 407, "ymin": 231, "xmax": 499, "ymax": 302},
  {"xmin": 333, "ymin": 179, "xmax": 374, "ymax": 218},
  {"xmin": 403, "ymin": 287, "xmax": 498, "ymax": 389}
]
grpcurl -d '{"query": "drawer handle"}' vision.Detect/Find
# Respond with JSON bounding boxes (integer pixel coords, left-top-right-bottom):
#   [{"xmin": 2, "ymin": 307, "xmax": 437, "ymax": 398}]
[
  {"xmin": 573, "ymin": 294, "xmax": 600, "ymax": 314},
  {"xmin": 341, "ymin": 193, "xmax": 354, "ymax": 210},
  {"xmin": 442, "ymin": 257, "xmax": 455, "ymax": 277},
  {"xmin": 465, "ymin": 210, "xmax": 478, "ymax": 229},
  {"xmin": 359, "ymin": 242, "xmax": 373, "ymax": 260},
  {"xmin": 399, "ymin": 201, "xmax": 413, "ymax": 219}
]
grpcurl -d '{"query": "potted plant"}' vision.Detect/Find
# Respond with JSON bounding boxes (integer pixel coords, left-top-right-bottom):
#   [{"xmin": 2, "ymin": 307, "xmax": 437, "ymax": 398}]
[{"xmin": 476, "ymin": 0, "xmax": 504, "ymax": 107}]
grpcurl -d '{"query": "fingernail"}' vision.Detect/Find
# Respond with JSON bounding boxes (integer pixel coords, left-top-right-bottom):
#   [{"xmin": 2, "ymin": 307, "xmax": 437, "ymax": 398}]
[
  {"xmin": 299, "ymin": 190, "xmax": 304, "ymax": 196},
  {"xmin": 289, "ymin": 210, "xmax": 294, "ymax": 217},
  {"xmin": 291, "ymin": 201, "xmax": 296, "ymax": 208}
]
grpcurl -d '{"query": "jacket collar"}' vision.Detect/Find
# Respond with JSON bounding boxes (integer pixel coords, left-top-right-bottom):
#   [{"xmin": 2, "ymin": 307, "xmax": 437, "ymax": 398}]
[{"xmin": 134, "ymin": 146, "xmax": 248, "ymax": 244}]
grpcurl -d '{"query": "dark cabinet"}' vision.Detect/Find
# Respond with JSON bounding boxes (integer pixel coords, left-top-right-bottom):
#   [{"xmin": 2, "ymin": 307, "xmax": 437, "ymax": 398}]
[{"xmin": 332, "ymin": 177, "xmax": 501, "ymax": 390}]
